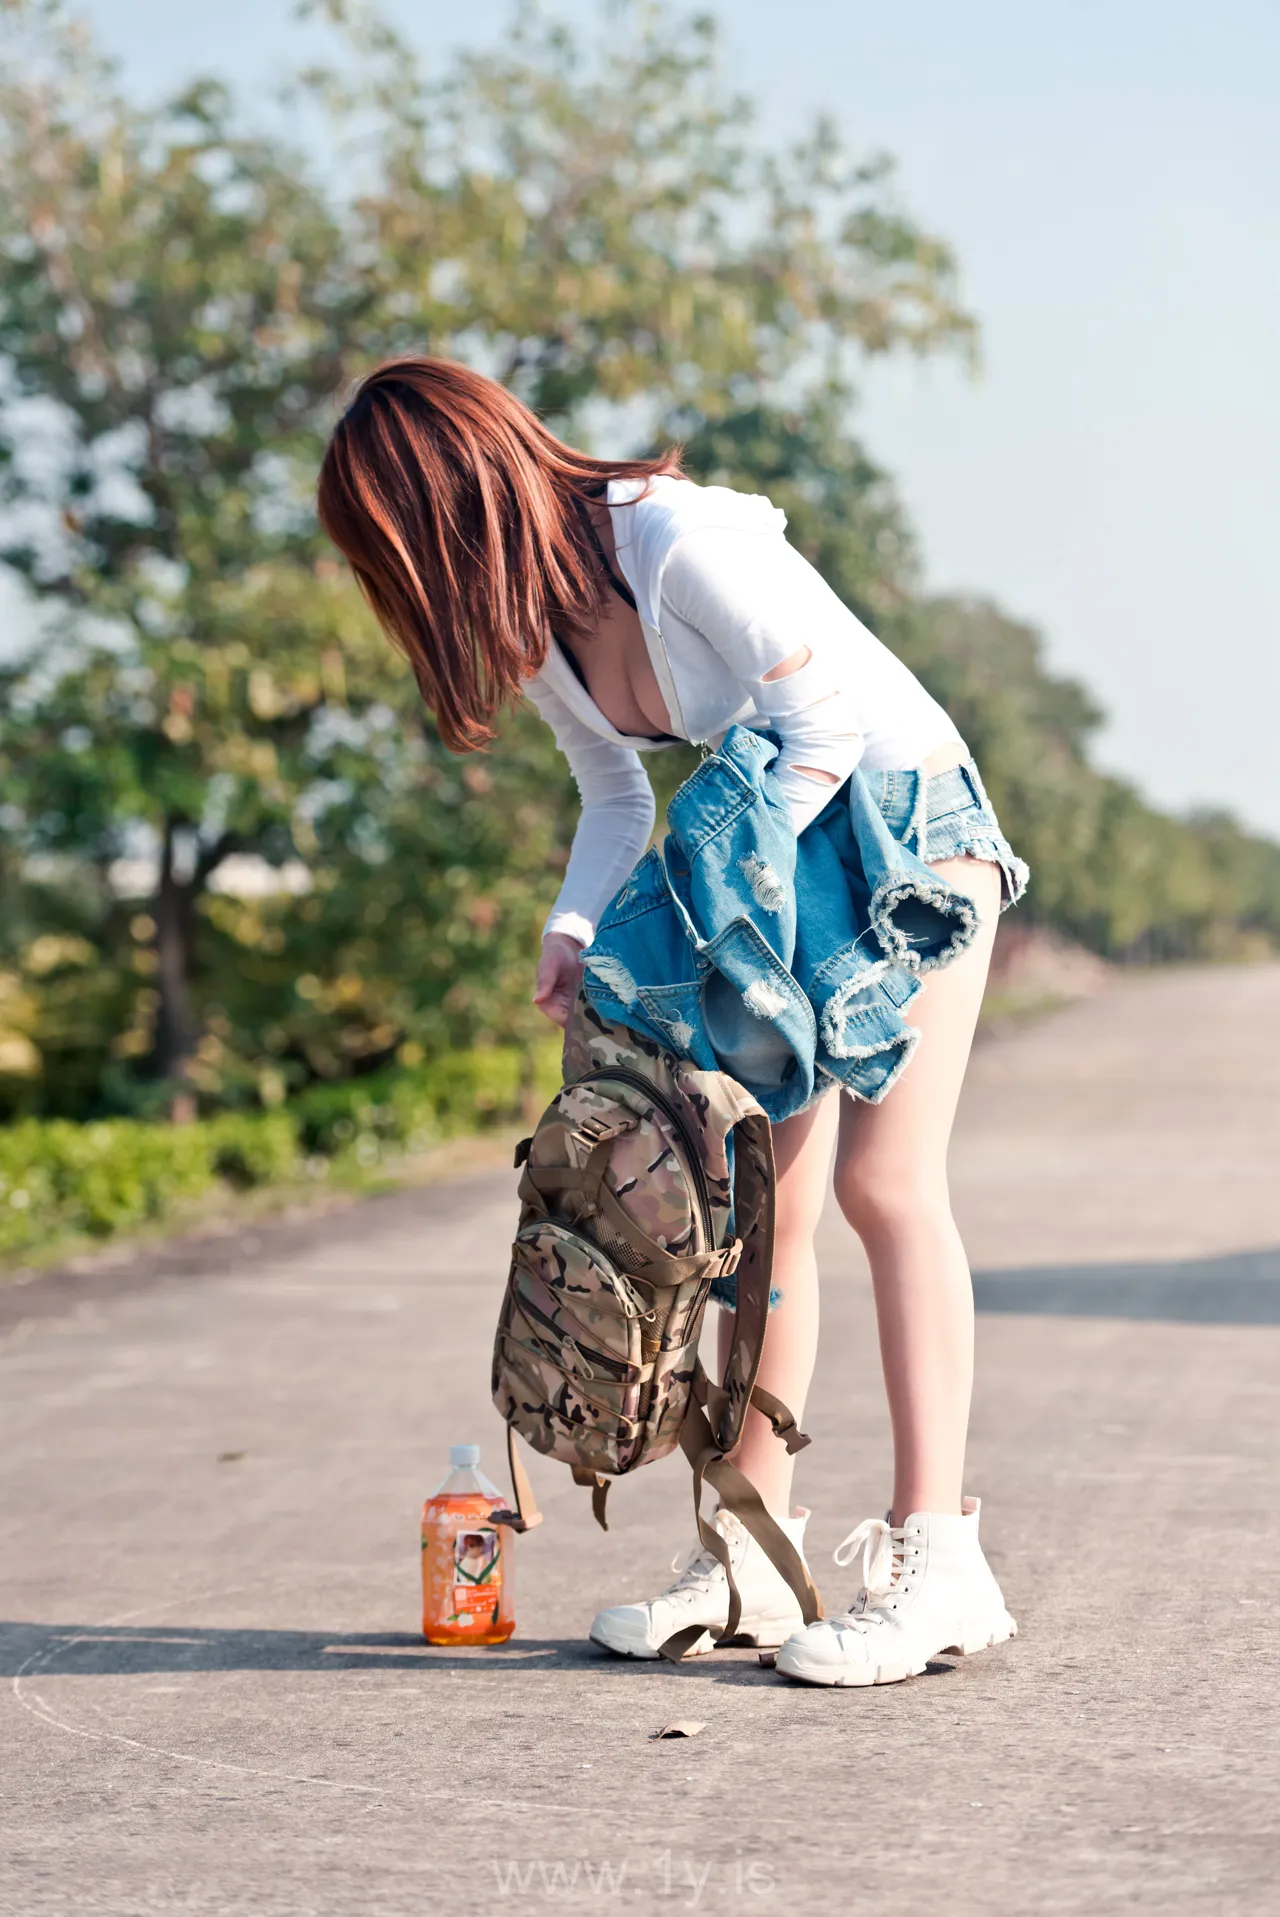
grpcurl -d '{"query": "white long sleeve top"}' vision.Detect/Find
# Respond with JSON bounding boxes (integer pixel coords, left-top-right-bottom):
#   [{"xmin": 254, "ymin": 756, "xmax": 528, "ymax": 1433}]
[{"xmin": 525, "ymin": 475, "xmax": 963, "ymax": 947}]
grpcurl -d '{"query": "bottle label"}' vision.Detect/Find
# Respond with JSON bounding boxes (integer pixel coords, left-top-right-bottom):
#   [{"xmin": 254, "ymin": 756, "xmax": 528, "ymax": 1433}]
[{"xmin": 447, "ymin": 1524, "xmax": 502, "ymax": 1626}]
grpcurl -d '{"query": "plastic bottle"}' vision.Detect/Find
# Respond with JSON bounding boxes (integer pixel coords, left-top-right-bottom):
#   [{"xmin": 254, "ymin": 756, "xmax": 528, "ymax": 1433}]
[{"xmin": 421, "ymin": 1444, "xmax": 516, "ymax": 1645}]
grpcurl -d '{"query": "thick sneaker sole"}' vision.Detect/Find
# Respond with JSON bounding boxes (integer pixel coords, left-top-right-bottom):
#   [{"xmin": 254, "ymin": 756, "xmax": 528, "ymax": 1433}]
[
  {"xmin": 939, "ymin": 1611, "xmax": 1018, "ymax": 1658},
  {"xmin": 775, "ymin": 1611, "xmax": 1018, "ymax": 1688},
  {"xmin": 589, "ymin": 1610, "xmax": 803, "ymax": 1661}
]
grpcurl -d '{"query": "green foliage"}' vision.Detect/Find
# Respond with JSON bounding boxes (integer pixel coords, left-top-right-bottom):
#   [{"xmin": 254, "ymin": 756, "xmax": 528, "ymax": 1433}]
[
  {"xmin": 290, "ymin": 1036, "xmax": 561, "ymax": 1158},
  {"xmin": 0, "ymin": 915, "xmax": 127, "ymax": 1119},
  {"xmin": 0, "ymin": 0, "xmax": 404, "ymax": 1086},
  {"xmin": 0, "ymin": 1037, "xmax": 561, "ymax": 1262},
  {"xmin": 0, "ymin": 1114, "xmax": 217, "ymax": 1255},
  {"xmin": 308, "ymin": 0, "xmax": 975, "ymax": 423},
  {"xmin": 204, "ymin": 1111, "xmax": 299, "ymax": 1189}
]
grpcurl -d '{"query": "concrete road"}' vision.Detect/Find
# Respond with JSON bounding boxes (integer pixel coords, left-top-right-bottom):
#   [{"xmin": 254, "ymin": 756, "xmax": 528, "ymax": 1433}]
[{"xmin": 2, "ymin": 964, "xmax": 1278, "ymax": 1916}]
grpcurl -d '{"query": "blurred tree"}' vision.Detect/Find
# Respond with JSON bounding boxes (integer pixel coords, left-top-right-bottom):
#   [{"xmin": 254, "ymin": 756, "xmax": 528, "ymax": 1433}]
[
  {"xmin": 0, "ymin": 6, "xmax": 398, "ymax": 1103},
  {"xmin": 305, "ymin": 0, "xmax": 977, "ymax": 426},
  {"xmin": 189, "ymin": 702, "xmax": 578, "ymax": 1106}
]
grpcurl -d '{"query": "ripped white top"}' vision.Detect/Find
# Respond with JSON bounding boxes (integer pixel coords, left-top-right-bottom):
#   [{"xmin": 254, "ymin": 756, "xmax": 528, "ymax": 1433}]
[{"xmin": 526, "ymin": 475, "xmax": 963, "ymax": 946}]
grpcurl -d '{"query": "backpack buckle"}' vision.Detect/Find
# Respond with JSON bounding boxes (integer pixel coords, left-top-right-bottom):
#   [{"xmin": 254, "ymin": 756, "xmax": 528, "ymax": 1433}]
[{"xmin": 574, "ymin": 1112, "xmax": 635, "ymax": 1148}]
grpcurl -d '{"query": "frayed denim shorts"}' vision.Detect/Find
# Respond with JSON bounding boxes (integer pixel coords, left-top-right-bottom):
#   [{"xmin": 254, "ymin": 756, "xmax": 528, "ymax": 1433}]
[
  {"xmin": 862, "ymin": 758, "xmax": 1029, "ymax": 908},
  {"xmin": 708, "ymin": 754, "xmax": 1027, "ymax": 1312}
]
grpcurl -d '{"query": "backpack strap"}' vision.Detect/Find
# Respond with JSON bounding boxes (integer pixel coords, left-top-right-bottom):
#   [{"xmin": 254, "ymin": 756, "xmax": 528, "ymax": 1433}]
[
  {"xmin": 660, "ymin": 1365, "xmax": 823, "ymax": 1662},
  {"xmin": 570, "ymin": 1464, "xmax": 611, "ymax": 1531},
  {"xmin": 746, "ymin": 1382, "xmax": 811, "ymax": 1455},
  {"xmin": 658, "ymin": 1101, "xmax": 820, "ymax": 1661},
  {"xmin": 489, "ymin": 1424, "xmax": 544, "ymax": 1533},
  {"xmin": 713, "ymin": 1106, "xmax": 777, "ymax": 1455}
]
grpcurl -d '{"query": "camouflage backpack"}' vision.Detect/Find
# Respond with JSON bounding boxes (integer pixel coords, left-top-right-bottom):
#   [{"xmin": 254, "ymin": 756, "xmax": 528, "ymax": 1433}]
[{"xmin": 491, "ymin": 995, "xmax": 824, "ymax": 1660}]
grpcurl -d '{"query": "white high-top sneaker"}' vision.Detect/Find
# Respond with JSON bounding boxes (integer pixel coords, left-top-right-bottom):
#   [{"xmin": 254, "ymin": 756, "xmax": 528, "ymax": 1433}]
[
  {"xmin": 589, "ymin": 1508, "xmax": 811, "ymax": 1660},
  {"xmin": 774, "ymin": 1497, "xmax": 1016, "ymax": 1687}
]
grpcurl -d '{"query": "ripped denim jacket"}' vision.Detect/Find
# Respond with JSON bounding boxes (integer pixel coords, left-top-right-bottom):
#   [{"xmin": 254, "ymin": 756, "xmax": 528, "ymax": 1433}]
[{"xmin": 579, "ymin": 725, "xmax": 995, "ymax": 1124}]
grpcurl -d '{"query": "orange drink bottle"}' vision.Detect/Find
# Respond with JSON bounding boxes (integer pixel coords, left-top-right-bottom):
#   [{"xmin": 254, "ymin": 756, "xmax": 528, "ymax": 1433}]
[{"xmin": 421, "ymin": 1444, "xmax": 515, "ymax": 1645}]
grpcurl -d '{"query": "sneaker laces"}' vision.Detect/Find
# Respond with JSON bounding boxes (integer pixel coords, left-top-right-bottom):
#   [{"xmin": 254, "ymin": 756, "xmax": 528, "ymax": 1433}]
[
  {"xmin": 832, "ymin": 1517, "xmax": 904, "ymax": 1623},
  {"xmin": 662, "ymin": 1512, "xmax": 745, "ymax": 1600}
]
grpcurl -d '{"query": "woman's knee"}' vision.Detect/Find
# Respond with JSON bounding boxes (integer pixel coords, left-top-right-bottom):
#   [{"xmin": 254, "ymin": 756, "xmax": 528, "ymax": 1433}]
[{"xmin": 833, "ymin": 1154, "xmax": 952, "ymax": 1245}]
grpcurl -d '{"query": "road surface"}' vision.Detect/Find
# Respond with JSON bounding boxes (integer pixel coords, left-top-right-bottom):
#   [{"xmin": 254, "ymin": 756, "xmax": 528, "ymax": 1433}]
[{"xmin": 2, "ymin": 963, "xmax": 1278, "ymax": 1915}]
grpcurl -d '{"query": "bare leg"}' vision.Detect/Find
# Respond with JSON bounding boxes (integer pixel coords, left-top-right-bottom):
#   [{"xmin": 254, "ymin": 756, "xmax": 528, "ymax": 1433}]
[
  {"xmin": 833, "ymin": 857, "xmax": 1002, "ymax": 1524},
  {"xmin": 716, "ymin": 1091, "xmax": 839, "ymax": 1514}
]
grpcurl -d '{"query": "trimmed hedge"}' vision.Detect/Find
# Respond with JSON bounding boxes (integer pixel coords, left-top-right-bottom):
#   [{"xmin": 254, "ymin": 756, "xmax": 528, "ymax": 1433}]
[
  {"xmin": 0, "ymin": 1117, "xmax": 217, "ymax": 1253},
  {"xmin": 0, "ymin": 1038, "xmax": 561, "ymax": 1264},
  {"xmin": 290, "ymin": 1043, "xmax": 554, "ymax": 1160}
]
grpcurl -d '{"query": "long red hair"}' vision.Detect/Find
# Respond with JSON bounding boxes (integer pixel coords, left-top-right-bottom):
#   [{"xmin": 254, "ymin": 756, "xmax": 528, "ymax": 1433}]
[{"xmin": 317, "ymin": 356, "xmax": 678, "ymax": 751}]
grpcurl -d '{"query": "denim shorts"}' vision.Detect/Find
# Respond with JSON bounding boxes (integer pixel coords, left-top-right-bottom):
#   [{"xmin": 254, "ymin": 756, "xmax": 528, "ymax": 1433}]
[
  {"xmin": 862, "ymin": 758, "xmax": 1029, "ymax": 907},
  {"xmin": 709, "ymin": 755, "xmax": 1028, "ymax": 1312}
]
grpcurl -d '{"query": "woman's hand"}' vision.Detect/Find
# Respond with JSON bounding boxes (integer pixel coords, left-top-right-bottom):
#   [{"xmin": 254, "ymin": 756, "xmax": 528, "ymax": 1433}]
[{"xmin": 533, "ymin": 932, "xmax": 585, "ymax": 1029}]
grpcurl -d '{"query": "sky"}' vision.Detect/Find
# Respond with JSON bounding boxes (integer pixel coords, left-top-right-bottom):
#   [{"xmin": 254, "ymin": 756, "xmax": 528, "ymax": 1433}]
[{"xmin": 36, "ymin": 1, "xmax": 1280, "ymax": 833}]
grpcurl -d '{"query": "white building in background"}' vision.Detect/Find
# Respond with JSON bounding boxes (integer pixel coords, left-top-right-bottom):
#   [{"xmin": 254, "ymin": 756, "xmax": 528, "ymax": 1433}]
[{"xmin": 104, "ymin": 854, "xmax": 314, "ymax": 900}]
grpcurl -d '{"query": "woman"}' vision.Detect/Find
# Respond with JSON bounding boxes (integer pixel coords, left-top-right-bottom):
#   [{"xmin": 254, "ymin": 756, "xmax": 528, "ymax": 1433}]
[{"xmin": 318, "ymin": 355, "xmax": 1024, "ymax": 1688}]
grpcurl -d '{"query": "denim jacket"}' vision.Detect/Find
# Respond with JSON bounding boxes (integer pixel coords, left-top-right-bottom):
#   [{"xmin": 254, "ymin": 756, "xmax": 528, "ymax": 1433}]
[{"xmin": 579, "ymin": 725, "xmax": 980, "ymax": 1123}]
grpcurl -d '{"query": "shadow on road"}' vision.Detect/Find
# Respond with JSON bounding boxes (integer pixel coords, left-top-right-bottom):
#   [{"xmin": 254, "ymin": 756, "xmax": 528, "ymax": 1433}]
[
  {"xmin": 1, "ymin": 1621, "xmax": 966, "ymax": 1688},
  {"xmin": 0, "ymin": 1623, "xmax": 854, "ymax": 1683},
  {"xmin": 973, "ymin": 1244, "xmax": 1280, "ymax": 1323},
  {"xmin": 0, "ymin": 1623, "xmax": 602, "ymax": 1677}
]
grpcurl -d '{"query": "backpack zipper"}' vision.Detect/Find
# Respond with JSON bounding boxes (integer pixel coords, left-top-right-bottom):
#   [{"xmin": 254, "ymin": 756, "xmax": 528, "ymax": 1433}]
[
  {"xmin": 507, "ymin": 1266, "xmax": 637, "ymax": 1381},
  {"xmin": 515, "ymin": 1218, "xmax": 653, "ymax": 1332},
  {"xmin": 572, "ymin": 1067, "xmax": 714, "ymax": 1250}
]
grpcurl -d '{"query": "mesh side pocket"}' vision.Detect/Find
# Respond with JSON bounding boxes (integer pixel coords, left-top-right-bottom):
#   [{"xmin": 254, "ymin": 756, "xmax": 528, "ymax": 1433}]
[{"xmin": 586, "ymin": 1210, "xmax": 644, "ymax": 1274}]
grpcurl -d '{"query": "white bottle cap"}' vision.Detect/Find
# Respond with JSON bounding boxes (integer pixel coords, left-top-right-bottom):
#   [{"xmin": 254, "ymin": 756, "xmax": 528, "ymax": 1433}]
[{"xmin": 450, "ymin": 1444, "xmax": 481, "ymax": 1468}]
